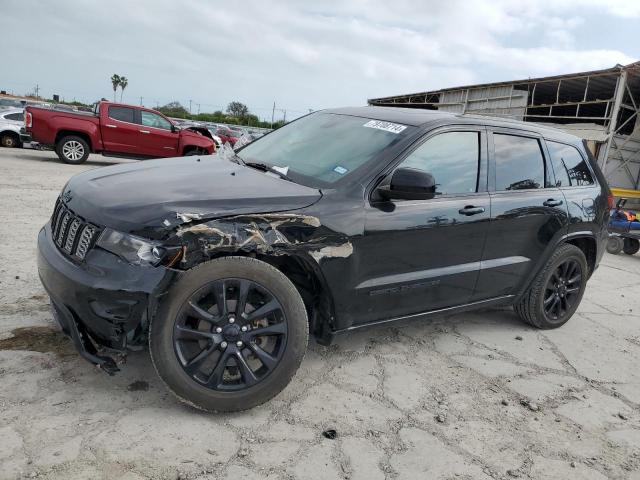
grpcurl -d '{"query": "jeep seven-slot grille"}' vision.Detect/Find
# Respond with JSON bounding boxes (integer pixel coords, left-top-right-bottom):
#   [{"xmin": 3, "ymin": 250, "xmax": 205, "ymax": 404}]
[{"xmin": 51, "ymin": 199, "xmax": 100, "ymax": 261}]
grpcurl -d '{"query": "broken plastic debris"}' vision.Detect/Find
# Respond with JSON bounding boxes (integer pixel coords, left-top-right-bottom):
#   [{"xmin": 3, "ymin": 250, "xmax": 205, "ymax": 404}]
[{"xmin": 176, "ymin": 212, "xmax": 203, "ymax": 223}]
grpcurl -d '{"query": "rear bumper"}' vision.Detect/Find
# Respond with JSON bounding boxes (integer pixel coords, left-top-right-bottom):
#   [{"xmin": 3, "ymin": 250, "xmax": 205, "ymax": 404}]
[
  {"xmin": 37, "ymin": 222, "xmax": 174, "ymax": 367},
  {"xmin": 19, "ymin": 127, "xmax": 32, "ymax": 143}
]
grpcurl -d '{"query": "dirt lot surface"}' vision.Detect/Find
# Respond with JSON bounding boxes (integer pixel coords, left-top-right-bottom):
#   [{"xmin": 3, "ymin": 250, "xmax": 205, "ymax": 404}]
[{"xmin": 1, "ymin": 148, "xmax": 640, "ymax": 480}]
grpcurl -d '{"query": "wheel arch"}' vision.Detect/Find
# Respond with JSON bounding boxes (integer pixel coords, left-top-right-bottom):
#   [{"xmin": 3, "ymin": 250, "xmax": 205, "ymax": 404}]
[
  {"xmin": 515, "ymin": 232, "xmax": 598, "ymax": 303},
  {"xmin": 55, "ymin": 130, "xmax": 93, "ymax": 151},
  {"xmin": 188, "ymin": 251, "xmax": 337, "ymax": 345}
]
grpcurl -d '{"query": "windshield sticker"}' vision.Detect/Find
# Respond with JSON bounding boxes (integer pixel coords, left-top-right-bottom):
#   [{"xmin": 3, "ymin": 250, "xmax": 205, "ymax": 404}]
[
  {"xmin": 363, "ymin": 120, "xmax": 407, "ymax": 134},
  {"xmin": 333, "ymin": 166, "xmax": 348, "ymax": 175}
]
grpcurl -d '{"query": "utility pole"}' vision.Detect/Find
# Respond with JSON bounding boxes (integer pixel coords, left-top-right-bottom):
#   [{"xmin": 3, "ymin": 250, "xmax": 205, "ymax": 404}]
[
  {"xmin": 139, "ymin": 96, "xmax": 143, "ymax": 106},
  {"xmin": 189, "ymin": 99, "xmax": 192, "ymax": 114},
  {"xmin": 271, "ymin": 102, "xmax": 275, "ymax": 128},
  {"xmin": 34, "ymin": 84, "xmax": 40, "ymax": 99},
  {"xmin": 196, "ymin": 103, "xmax": 200, "ymax": 115},
  {"xmin": 283, "ymin": 110, "xmax": 286, "ymax": 123}
]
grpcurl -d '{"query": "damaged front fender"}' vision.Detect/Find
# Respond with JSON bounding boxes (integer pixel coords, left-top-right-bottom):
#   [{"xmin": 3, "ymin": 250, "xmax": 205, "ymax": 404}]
[{"xmin": 170, "ymin": 213, "xmax": 352, "ymax": 268}]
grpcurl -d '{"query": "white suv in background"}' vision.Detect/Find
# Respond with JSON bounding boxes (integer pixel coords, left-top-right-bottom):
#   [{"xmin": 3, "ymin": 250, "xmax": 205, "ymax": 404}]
[{"xmin": 0, "ymin": 107, "xmax": 25, "ymax": 148}]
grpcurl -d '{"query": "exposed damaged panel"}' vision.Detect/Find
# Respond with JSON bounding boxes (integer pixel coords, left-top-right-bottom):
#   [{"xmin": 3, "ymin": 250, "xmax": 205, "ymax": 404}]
[{"xmin": 172, "ymin": 213, "xmax": 352, "ymax": 267}]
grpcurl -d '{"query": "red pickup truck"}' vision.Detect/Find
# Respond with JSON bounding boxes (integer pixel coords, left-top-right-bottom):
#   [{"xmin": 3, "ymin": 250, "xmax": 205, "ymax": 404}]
[{"xmin": 23, "ymin": 101, "xmax": 215, "ymax": 164}]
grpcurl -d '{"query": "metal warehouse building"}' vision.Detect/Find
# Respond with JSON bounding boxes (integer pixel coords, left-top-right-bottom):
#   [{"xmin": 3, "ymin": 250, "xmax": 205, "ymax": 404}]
[{"xmin": 369, "ymin": 61, "xmax": 640, "ymax": 194}]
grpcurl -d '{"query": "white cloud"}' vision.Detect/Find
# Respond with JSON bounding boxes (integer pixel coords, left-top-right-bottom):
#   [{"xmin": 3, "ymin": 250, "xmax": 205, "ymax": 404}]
[{"xmin": 0, "ymin": 0, "xmax": 636, "ymax": 118}]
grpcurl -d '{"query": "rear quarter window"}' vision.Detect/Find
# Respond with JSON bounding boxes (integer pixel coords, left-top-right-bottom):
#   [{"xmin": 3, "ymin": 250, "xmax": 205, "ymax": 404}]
[{"xmin": 546, "ymin": 141, "xmax": 594, "ymax": 187}]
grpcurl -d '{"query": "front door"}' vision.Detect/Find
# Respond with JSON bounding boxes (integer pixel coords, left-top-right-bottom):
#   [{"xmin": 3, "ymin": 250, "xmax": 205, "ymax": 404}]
[
  {"xmin": 473, "ymin": 129, "xmax": 570, "ymax": 301},
  {"xmin": 353, "ymin": 128, "xmax": 490, "ymax": 325},
  {"xmin": 138, "ymin": 110, "xmax": 179, "ymax": 157}
]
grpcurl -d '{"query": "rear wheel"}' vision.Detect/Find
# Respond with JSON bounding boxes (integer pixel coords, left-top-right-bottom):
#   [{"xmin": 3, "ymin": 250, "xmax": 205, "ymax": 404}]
[
  {"xmin": 56, "ymin": 136, "xmax": 90, "ymax": 164},
  {"xmin": 514, "ymin": 244, "xmax": 588, "ymax": 329},
  {"xmin": 623, "ymin": 238, "xmax": 640, "ymax": 255},
  {"xmin": 606, "ymin": 236, "xmax": 624, "ymax": 255},
  {"xmin": 150, "ymin": 256, "xmax": 308, "ymax": 412}
]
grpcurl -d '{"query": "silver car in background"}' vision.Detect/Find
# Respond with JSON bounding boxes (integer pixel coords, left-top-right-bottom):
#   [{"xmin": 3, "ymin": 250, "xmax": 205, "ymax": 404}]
[{"xmin": 0, "ymin": 107, "xmax": 25, "ymax": 148}]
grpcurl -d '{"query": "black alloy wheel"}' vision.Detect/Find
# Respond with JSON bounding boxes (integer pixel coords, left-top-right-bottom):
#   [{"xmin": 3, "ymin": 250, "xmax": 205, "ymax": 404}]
[
  {"xmin": 514, "ymin": 243, "xmax": 588, "ymax": 329},
  {"xmin": 150, "ymin": 256, "xmax": 308, "ymax": 412},
  {"xmin": 173, "ymin": 278, "xmax": 287, "ymax": 391},
  {"xmin": 542, "ymin": 259, "xmax": 583, "ymax": 323}
]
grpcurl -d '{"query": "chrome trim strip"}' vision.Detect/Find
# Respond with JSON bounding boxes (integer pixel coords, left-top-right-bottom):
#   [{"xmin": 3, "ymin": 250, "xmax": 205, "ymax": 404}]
[{"xmin": 356, "ymin": 256, "xmax": 529, "ymax": 290}]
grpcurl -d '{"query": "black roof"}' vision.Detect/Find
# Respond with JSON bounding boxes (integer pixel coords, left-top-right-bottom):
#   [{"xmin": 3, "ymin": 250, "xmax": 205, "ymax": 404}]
[{"xmin": 324, "ymin": 106, "xmax": 580, "ymax": 143}]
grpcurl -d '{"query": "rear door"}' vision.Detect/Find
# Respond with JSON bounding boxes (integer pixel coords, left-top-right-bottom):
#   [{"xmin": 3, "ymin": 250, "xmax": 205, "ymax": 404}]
[
  {"xmin": 354, "ymin": 127, "xmax": 490, "ymax": 325},
  {"xmin": 473, "ymin": 129, "xmax": 569, "ymax": 301},
  {"xmin": 137, "ymin": 110, "xmax": 179, "ymax": 157},
  {"xmin": 101, "ymin": 106, "xmax": 142, "ymax": 154}
]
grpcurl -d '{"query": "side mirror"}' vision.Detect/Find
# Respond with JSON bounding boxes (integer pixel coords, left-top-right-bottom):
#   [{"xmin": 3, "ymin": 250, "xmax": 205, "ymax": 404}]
[
  {"xmin": 377, "ymin": 167, "xmax": 436, "ymax": 201},
  {"xmin": 171, "ymin": 124, "xmax": 178, "ymax": 133}
]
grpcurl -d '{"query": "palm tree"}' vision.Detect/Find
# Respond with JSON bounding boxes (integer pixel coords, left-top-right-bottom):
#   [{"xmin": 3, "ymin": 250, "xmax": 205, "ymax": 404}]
[
  {"xmin": 110, "ymin": 74, "xmax": 121, "ymax": 102},
  {"xmin": 119, "ymin": 76, "xmax": 128, "ymax": 102}
]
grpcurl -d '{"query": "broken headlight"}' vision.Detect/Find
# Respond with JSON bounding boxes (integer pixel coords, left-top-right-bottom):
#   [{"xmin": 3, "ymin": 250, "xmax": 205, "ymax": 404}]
[{"xmin": 96, "ymin": 228, "xmax": 163, "ymax": 266}]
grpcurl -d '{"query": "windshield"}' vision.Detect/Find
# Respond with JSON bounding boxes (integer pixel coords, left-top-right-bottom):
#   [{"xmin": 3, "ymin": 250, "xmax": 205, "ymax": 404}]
[{"xmin": 236, "ymin": 112, "xmax": 412, "ymax": 187}]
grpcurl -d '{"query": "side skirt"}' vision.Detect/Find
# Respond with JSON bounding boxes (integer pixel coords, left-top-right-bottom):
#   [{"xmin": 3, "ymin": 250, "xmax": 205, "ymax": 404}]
[{"xmin": 328, "ymin": 295, "xmax": 515, "ymax": 338}]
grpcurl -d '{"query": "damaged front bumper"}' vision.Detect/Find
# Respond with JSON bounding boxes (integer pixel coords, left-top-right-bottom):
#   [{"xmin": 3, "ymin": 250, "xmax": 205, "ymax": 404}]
[{"xmin": 37, "ymin": 223, "xmax": 174, "ymax": 373}]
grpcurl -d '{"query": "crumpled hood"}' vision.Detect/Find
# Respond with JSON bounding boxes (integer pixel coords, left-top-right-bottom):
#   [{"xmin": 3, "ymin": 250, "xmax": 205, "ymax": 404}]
[{"xmin": 62, "ymin": 156, "xmax": 322, "ymax": 237}]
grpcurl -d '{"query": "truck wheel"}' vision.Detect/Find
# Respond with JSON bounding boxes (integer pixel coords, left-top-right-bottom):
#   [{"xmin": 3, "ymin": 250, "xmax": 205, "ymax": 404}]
[
  {"xmin": 56, "ymin": 136, "xmax": 90, "ymax": 164},
  {"xmin": 150, "ymin": 256, "xmax": 308, "ymax": 412},
  {"xmin": 623, "ymin": 238, "xmax": 640, "ymax": 255},
  {"xmin": 1, "ymin": 132, "xmax": 19, "ymax": 148},
  {"xmin": 514, "ymin": 244, "xmax": 587, "ymax": 329},
  {"xmin": 606, "ymin": 236, "xmax": 624, "ymax": 255}
]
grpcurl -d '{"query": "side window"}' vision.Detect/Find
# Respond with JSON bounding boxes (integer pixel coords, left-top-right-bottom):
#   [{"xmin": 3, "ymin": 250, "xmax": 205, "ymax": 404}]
[
  {"xmin": 546, "ymin": 141, "xmax": 594, "ymax": 187},
  {"xmin": 141, "ymin": 111, "xmax": 172, "ymax": 130},
  {"xmin": 494, "ymin": 134, "xmax": 545, "ymax": 191},
  {"xmin": 397, "ymin": 131, "xmax": 479, "ymax": 195},
  {"xmin": 5, "ymin": 113, "xmax": 24, "ymax": 121},
  {"xmin": 108, "ymin": 106, "xmax": 135, "ymax": 123}
]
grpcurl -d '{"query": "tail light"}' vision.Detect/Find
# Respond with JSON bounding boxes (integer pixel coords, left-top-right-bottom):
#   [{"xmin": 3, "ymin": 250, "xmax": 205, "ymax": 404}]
[
  {"xmin": 607, "ymin": 193, "xmax": 616, "ymax": 210},
  {"xmin": 25, "ymin": 111, "xmax": 33, "ymax": 128}
]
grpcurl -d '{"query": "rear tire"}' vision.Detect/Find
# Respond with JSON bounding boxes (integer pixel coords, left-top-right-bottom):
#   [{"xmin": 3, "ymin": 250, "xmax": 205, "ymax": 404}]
[
  {"xmin": 56, "ymin": 135, "xmax": 90, "ymax": 164},
  {"xmin": 623, "ymin": 238, "xmax": 640, "ymax": 255},
  {"xmin": 150, "ymin": 256, "xmax": 308, "ymax": 412},
  {"xmin": 606, "ymin": 236, "xmax": 624, "ymax": 255},
  {"xmin": 514, "ymin": 244, "xmax": 588, "ymax": 329}
]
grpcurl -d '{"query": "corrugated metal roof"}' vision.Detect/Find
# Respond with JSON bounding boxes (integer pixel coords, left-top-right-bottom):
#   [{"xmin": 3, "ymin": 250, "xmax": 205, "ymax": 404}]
[{"xmin": 369, "ymin": 61, "xmax": 640, "ymax": 104}]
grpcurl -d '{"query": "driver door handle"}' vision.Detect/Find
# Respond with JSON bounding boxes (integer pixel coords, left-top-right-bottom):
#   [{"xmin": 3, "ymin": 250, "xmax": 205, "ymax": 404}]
[
  {"xmin": 458, "ymin": 205, "xmax": 485, "ymax": 216},
  {"xmin": 543, "ymin": 198, "xmax": 563, "ymax": 207},
  {"xmin": 139, "ymin": 130, "xmax": 150, "ymax": 134}
]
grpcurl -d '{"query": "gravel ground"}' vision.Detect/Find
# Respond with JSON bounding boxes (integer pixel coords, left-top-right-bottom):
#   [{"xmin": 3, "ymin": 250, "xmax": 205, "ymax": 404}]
[{"xmin": 1, "ymin": 147, "xmax": 640, "ymax": 480}]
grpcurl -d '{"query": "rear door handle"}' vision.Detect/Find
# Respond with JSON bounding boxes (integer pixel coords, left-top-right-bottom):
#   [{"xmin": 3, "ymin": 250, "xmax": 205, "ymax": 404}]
[
  {"xmin": 139, "ymin": 130, "xmax": 150, "ymax": 134},
  {"xmin": 543, "ymin": 199, "xmax": 563, "ymax": 207},
  {"xmin": 458, "ymin": 205, "xmax": 485, "ymax": 216},
  {"xmin": 105, "ymin": 124, "xmax": 117, "ymax": 128}
]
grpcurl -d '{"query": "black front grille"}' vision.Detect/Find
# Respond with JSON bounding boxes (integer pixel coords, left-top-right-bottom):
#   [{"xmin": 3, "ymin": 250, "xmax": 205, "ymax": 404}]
[{"xmin": 51, "ymin": 199, "xmax": 100, "ymax": 261}]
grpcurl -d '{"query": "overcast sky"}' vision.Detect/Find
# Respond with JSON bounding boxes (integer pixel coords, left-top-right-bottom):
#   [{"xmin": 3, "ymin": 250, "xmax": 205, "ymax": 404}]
[{"xmin": 1, "ymin": 0, "xmax": 638, "ymax": 121}]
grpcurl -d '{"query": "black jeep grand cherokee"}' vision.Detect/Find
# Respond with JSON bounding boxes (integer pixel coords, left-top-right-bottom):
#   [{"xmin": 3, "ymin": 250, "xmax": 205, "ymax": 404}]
[{"xmin": 38, "ymin": 107, "xmax": 611, "ymax": 411}]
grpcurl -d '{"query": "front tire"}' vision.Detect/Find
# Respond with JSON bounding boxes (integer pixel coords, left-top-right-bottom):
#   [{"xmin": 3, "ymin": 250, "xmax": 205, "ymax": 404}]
[
  {"xmin": 150, "ymin": 256, "xmax": 308, "ymax": 412},
  {"xmin": 514, "ymin": 244, "xmax": 588, "ymax": 329},
  {"xmin": 623, "ymin": 238, "xmax": 640, "ymax": 255},
  {"xmin": 56, "ymin": 135, "xmax": 90, "ymax": 164}
]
